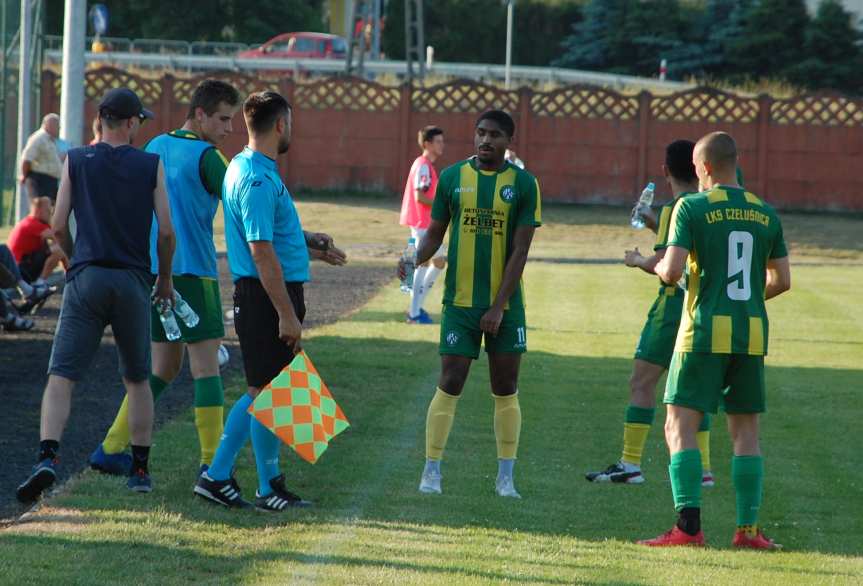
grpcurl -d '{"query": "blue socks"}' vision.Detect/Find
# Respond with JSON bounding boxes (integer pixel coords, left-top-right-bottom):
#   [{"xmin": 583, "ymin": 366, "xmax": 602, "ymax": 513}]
[
  {"xmin": 250, "ymin": 418, "xmax": 280, "ymax": 497},
  {"xmin": 207, "ymin": 394, "xmax": 252, "ymax": 481}
]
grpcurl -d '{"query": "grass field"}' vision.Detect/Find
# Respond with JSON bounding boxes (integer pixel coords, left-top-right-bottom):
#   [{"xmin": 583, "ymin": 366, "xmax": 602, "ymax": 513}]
[{"xmin": 1, "ymin": 196, "xmax": 861, "ymax": 585}]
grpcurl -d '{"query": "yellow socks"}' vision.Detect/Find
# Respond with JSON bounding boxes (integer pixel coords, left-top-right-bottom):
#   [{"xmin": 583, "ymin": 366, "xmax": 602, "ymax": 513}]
[
  {"xmin": 621, "ymin": 406, "xmax": 655, "ymax": 466},
  {"xmin": 103, "ymin": 374, "xmax": 169, "ymax": 454},
  {"xmin": 493, "ymin": 393, "xmax": 522, "ymax": 459},
  {"xmin": 194, "ymin": 376, "xmax": 224, "ymax": 467},
  {"xmin": 425, "ymin": 387, "xmax": 459, "ymax": 460},
  {"xmin": 696, "ymin": 431, "xmax": 711, "ymax": 471}
]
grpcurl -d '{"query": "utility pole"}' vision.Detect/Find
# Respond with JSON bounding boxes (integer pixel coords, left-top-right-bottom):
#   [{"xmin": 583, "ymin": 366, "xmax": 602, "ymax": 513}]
[
  {"xmin": 60, "ymin": 0, "xmax": 86, "ymax": 147},
  {"xmin": 504, "ymin": 0, "xmax": 514, "ymax": 90},
  {"xmin": 15, "ymin": 0, "xmax": 33, "ymax": 221}
]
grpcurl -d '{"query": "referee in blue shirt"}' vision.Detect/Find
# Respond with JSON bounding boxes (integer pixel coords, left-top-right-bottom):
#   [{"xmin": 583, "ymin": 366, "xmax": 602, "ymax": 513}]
[{"xmin": 195, "ymin": 91, "xmax": 346, "ymax": 512}]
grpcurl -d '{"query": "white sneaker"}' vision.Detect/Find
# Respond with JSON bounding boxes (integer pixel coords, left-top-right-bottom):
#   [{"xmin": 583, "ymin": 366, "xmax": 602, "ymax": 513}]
[
  {"xmin": 495, "ymin": 475, "xmax": 521, "ymax": 499},
  {"xmin": 419, "ymin": 471, "xmax": 442, "ymax": 494},
  {"xmin": 585, "ymin": 460, "xmax": 644, "ymax": 484},
  {"xmin": 702, "ymin": 471, "xmax": 715, "ymax": 488}
]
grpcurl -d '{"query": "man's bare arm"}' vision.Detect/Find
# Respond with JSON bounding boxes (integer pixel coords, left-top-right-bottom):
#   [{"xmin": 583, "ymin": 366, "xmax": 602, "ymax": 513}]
[
  {"xmin": 416, "ymin": 219, "xmax": 448, "ymax": 266},
  {"xmin": 490, "ymin": 225, "xmax": 535, "ymax": 311},
  {"xmin": 625, "ymin": 247, "xmax": 666, "ymax": 275},
  {"xmin": 250, "ymin": 241, "xmax": 302, "ymax": 353},
  {"xmin": 51, "ymin": 159, "xmax": 74, "ymax": 258},
  {"xmin": 765, "ymin": 256, "xmax": 791, "ymax": 300},
  {"xmin": 654, "ymin": 245, "xmax": 688, "ymax": 285},
  {"xmin": 480, "ymin": 225, "xmax": 536, "ymax": 336},
  {"xmin": 152, "ymin": 161, "xmax": 176, "ymax": 305}
]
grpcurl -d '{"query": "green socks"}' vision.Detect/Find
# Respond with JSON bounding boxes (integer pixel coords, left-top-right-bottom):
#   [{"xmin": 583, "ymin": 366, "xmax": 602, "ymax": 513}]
[
  {"xmin": 733, "ymin": 455, "xmax": 764, "ymax": 527},
  {"xmin": 669, "ymin": 449, "xmax": 702, "ymax": 511}
]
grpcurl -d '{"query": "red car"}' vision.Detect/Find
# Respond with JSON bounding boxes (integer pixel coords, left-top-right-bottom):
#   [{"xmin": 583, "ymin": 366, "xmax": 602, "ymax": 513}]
[{"xmin": 238, "ymin": 32, "xmax": 348, "ymax": 60}]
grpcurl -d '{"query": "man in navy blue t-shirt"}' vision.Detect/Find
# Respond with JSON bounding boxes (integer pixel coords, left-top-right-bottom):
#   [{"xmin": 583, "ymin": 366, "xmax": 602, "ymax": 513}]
[{"xmin": 16, "ymin": 88, "xmax": 176, "ymax": 503}]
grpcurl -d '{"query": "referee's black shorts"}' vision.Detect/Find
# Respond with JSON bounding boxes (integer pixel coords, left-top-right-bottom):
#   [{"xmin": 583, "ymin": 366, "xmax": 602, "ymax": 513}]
[{"xmin": 233, "ymin": 277, "xmax": 306, "ymax": 389}]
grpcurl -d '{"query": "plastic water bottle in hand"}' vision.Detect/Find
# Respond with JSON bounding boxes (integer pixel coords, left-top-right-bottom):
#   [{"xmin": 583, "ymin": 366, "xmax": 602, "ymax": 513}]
[
  {"xmin": 400, "ymin": 237, "xmax": 417, "ymax": 293},
  {"xmin": 630, "ymin": 182, "xmax": 656, "ymax": 229},
  {"xmin": 172, "ymin": 290, "xmax": 200, "ymax": 328},
  {"xmin": 155, "ymin": 299, "xmax": 182, "ymax": 341}
]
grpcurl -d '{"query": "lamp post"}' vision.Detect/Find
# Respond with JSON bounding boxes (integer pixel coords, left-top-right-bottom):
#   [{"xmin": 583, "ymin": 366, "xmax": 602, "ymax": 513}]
[{"xmin": 504, "ymin": 0, "xmax": 514, "ymax": 90}]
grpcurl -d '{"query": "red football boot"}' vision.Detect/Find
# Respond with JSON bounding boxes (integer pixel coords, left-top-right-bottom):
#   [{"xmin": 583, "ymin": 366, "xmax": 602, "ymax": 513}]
[
  {"xmin": 638, "ymin": 526, "xmax": 705, "ymax": 547},
  {"xmin": 732, "ymin": 529, "xmax": 782, "ymax": 550}
]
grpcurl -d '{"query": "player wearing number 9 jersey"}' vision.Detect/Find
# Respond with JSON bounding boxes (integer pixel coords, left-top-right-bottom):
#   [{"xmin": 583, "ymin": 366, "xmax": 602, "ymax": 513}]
[{"xmin": 640, "ymin": 131, "xmax": 791, "ymax": 550}]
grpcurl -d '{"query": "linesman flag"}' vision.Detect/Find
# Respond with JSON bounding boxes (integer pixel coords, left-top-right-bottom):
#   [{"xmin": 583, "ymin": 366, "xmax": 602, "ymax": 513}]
[{"xmin": 248, "ymin": 351, "xmax": 349, "ymax": 464}]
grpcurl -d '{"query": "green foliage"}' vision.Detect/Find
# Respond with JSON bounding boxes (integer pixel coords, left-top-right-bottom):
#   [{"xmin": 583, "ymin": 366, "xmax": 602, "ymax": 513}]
[
  {"xmin": 43, "ymin": 1, "xmax": 326, "ymax": 44},
  {"xmin": 382, "ymin": 0, "xmax": 582, "ymax": 67},
  {"xmin": 556, "ymin": 0, "xmax": 863, "ymax": 95},
  {"xmin": 785, "ymin": 0, "xmax": 863, "ymax": 94},
  {"xmin": 730, "ymin": 0, "xmax": 810, "ymax": 80}
]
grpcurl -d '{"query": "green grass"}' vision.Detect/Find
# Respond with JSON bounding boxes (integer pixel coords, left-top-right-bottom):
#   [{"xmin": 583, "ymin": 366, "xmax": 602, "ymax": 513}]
[{"xmin": 1, "ymin": 196, "xmax": 862, "ymax": 584}]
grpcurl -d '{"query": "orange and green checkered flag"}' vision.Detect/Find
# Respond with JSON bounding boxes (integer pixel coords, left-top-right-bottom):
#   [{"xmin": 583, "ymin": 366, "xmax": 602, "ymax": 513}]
[{"xmin": 248, "ymin": 351, "xmax": 349, "ymax": 464}]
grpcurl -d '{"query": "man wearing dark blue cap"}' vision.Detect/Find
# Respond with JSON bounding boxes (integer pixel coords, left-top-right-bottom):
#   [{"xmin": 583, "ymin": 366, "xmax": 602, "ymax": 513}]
[{"xmin": 16, "ymin": 87, "xmax": 176, "ymax": 502}]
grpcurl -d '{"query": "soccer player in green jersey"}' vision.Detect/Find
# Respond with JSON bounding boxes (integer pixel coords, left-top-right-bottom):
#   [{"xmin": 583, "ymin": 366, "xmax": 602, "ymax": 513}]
[
  {"xmin": 400, "ymin": 110, "xmax": 541, "ymax": 498},
  {"xmin": 639, "ymin": 132, "xmax": 791, "ymax": 548},
  {"xmin": 586, "ymin": 140, "xmax": 715, "ymax": 486},
  {"xmin": 89, "ymin": 80, "xmax": 241, "ymax": 476}
]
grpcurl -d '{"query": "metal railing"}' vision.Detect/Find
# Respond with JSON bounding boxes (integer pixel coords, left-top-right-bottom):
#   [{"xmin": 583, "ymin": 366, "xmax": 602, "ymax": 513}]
[
  {"xmin": 42, "ymin": 49, "xmax": 693, "ymax": 92},
  {"xmin": 43, "ymin": 35, "xmax": 253, "ymax": 56}
]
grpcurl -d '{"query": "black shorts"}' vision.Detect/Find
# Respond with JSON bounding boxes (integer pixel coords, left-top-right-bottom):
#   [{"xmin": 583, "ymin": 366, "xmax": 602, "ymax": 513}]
[
  {"xmin": 19, "ymin": 248, "xmax": 49, "ymax": 283},
  {"xmin": 233, "ymin": 278, "xmax": 306, "ymax": 389},
  {"xmin": 25, "ymin": 171, "xmax": 59, "ymax": 201}
]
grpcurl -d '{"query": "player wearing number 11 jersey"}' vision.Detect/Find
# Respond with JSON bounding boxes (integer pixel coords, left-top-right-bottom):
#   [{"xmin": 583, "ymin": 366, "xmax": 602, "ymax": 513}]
[
  {"xmin": 640, "ymin": 131, "xmax": 791, "ymax": 549},
  {"xmin": 403, "ymin": 110, "xmax": 541, "ymax": 499}
]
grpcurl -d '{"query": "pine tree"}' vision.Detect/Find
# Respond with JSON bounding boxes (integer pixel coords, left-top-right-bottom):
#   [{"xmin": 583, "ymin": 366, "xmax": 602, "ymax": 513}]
[
  {"xmin": 786, "ymin": 0, "xmax": 863, "ymax": 94},
  {"xmin": 663, "ymin": 0, "xmax": 751, "ymax": 79},
  {"xmin": 553, "ymin": 0, "xmax": 630, "ymax": 70},
  {"xmin": 730, "ymin": 0, "xmax": 810, "ymax": 80}
]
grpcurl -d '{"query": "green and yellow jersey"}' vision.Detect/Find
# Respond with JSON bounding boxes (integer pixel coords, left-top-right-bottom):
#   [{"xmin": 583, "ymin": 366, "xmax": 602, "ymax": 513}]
[
  {"xmin": 666, "ymin": 185, "xmax": 787, "ymax": 355},
  {"xmin": 653, "ymin": 192, "xmax": 697, "ymax": 296},
  {"xmin": 431, "ymin": 157, "xmax": 541, "ymax": 309}
]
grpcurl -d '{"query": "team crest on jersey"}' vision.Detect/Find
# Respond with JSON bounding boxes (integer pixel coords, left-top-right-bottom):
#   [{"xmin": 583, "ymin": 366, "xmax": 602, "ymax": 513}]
[
  {"xmin": 499, "ymin": 185, "xmax": 515, "ymax": 203},
  {"xmin": 446, "ymin": 331, "xmax": 459, "ymax": 346}
]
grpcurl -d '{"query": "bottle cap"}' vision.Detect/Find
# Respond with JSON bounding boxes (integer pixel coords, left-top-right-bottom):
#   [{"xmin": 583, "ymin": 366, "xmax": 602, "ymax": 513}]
[
  {"xmin": 408, "ymin": 238, "xmax": 416, "ymax": 244},
  {"xmin": 647, "ymin": 182, "xmax": 655, "ymax": 190}
]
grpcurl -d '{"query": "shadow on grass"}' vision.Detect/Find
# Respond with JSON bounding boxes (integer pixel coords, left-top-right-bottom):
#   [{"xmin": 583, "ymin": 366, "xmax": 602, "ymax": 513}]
[{"xmin": 2, "ymin": 334, "xmax": 860, "ymax": 571}]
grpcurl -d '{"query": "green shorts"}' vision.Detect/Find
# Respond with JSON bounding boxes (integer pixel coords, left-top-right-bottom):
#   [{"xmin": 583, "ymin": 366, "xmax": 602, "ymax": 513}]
[
  {"xmin": 439, "ymin": 305, "xmax": 527, "ymax": 359},
  {"xmin": 151, "ymin": 275, "xmax": 225, "ymax": 344},
  {"xmin": 664, "ymin": 351, "xmax": 765, "ymax": 414},
  {"xmin": 634, "ymin": 286, "xmax": 683, "ymax": 368}
]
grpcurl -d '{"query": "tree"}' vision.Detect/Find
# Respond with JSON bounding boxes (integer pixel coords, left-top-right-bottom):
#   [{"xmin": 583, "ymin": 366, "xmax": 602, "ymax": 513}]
[
  {"xmin": 786, "ymin": 0, "xmax": 863, "ymax": 94},
  {"xmin": 553, "ymin": 0, "xmax": 630, "ymax": 71},
  {"xmin": 663, "ymin": 0, "xmax": 752, "ymax": 80},
  {"xmin": 44, "ymin": 1, "xmax": 326, "ymax": 44},
  {"xmin": 383, "ymin": 0, "xmax": 583, "ymax": 67},
  {"xmin": 730, "ymin": 0, "xmax": 810, "ymax": 80}
]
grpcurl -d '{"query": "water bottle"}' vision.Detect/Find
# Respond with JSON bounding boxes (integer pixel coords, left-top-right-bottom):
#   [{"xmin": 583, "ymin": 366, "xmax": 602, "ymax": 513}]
[
  {"xmin": 172, "ymin": 290, "xmax": 200, "ymax": 328},
  {"xmin": 630, "ymin": 182, "xmax": 656, "ymax": 229},
  {"xmin": 400, "ymin": 237, "xmax": 417, "ymax": 293},
  {"xmin": 156, "ymin": 299, "xmax": 182, "ymax": 341}
]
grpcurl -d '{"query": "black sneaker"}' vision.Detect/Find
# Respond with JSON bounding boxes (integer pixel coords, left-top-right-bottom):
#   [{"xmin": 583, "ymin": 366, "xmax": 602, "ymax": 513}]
[
  {"xmin": 585, "ymin": 461, "xmax": 644, "ymax": 484},
  {"xmin": 194, "ymin": 472, "xmax": 252, "ymax": 509},
  {"xmin": 16, "ymin": 458, "xmax": 57, "ymax": 503},
  {"xmin": 255, "ymin": 474, "xmax": 312, "ymax": 512}
]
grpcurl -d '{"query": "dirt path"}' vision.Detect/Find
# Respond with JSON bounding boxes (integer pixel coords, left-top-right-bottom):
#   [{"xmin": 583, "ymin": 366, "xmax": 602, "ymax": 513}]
[{"xmin": 0, "ymin": 258, "xmax": 394, "ymax": 522}]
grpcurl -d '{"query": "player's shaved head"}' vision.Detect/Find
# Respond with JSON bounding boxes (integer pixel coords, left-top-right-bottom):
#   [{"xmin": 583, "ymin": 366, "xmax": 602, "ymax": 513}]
[
  {"xmin": 243, "ymin": 91, "xmax": 291, "ymax": 135},
  {"xmin": 695, "ymin": 132, "xmax": 738, "ymax": 173}
]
